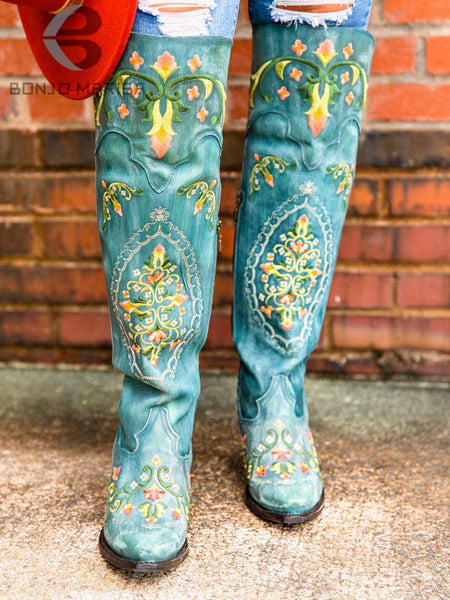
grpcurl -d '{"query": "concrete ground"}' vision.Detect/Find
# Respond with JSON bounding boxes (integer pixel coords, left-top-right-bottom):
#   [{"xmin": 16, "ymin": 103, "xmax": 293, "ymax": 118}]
[{"xmin": 0, "ymin": 368, "xmax": 448, "ymax": 600}]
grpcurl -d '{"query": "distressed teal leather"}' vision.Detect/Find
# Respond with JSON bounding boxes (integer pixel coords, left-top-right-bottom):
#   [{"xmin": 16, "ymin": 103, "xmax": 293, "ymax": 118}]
[
  {"xmin": 234, "ymin": 25, "xmax": 375, "ymax": 514},
  {"xmin": 95, "ymin": 33, "xmax": 231, "ymax": 563}
]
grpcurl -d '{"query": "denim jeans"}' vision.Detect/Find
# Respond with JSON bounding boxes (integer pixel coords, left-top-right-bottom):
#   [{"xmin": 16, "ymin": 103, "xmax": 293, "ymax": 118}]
[{"xmin": 133, "ymin": 0, "xmax": 374, "ymax": 38}]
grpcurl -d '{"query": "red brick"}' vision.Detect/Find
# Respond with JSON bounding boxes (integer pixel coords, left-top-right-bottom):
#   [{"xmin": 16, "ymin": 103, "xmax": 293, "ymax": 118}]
[
  {"xmin": 220, "ymin": 174, "xmax": 240, "ymax": 216},
  {"xmin": 339, "ymin": 224, "xmax": 394, "ymax": 262},
  {"xmin": 0, "ymin": 87, "xmax": 14, "ymax": 120},
  {"xmin": 389, "ymin": 178, "xmax": 450, "ymax": 217},
  {"xmin": 329, "ymin": 272, "xmax": 393, "ymax": 308},
  {"xmin": 220, "ymin": 218, "xmax": 235, "ymax": 260},
  {"xmin": 0, "ymin": 173, "xmax": 96, "ymax": 215},
  {"xmin": 0, "ymin": 310, "xmax": 53, "ymax": 345},
  {"xmin": 339, "ymin": 224, "xmax": 449, "ymax": 263},
  {"xmin": 58, "ymin": 310, "xmax": 111, "ymax": 346},
  {"xmin": 213, "ymin": 270, "xmax": 233, "ymax": 306},
  {"xmin": 397, "ymin": 273, "xmax": 450, "ymax": 308},
  {"xmin": 29, "ymin": 92, "xmax": 86, "ymax": 122},
  {"xmin": 205, "ymin": 312, "xmax": 233, "ymax": 349},
  {"xmin": 0, "ymin": 219, "xmax": 36, "ymax": 256},
  {"xmin": 0, "ymin": 39, "xmax": 40, "ymax": 76},
  {"xmin": 426, "ymin": 37, "xmax": 450, "ymax": 75},
  {"xmin": 371, "ymin": 37, "xmax": 416, "ymax": 75},
  {"xmin": 0, "ymin": 265, "xmax": 106, "ymax": 304},
  {"xmin": 41, "ymin": 219, "xmax": 100, "ymax": 258},
  {"xmin": 229, "ymin": 85, "xmax": 249, "ymax": 121},
  {"xmin": 348, "ymin": 179, "xmax": 379, "ymax": 216},
  {"xmin": 384, "ymin": 0, "xmax": 450, "ymax": 23},
  {"xmin": 229, "ymin": 38, "xmax": 252, "ymax": 77},
  {"xmin": 332, "ymin": 315, "xmax": 450, "ymax": 352},
  {"xmin": 0, "ymin": 3, "xmax": 20, "ymax": 27},
  {"xmin": 396, "ymin": 225, "xmax": 449, "ymax": 263},
  {"xmin": 368, "ymin": 84, "xmax": 450, "ymax": 121}
]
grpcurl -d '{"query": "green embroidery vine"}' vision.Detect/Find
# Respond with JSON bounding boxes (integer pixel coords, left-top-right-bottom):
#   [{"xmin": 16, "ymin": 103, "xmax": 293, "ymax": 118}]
[
  {"xmin": 106, "ymin": 457, "xmax": 189, "ymax": 525},
  {"xmin": 177, "ymin": 179, "xmax": 217, "ymax": 229}
]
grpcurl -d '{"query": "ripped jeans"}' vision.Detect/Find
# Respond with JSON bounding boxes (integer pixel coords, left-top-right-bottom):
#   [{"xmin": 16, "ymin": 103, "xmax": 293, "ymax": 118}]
[{"xmin": 132, "ymin": 0, "xmax": 374, "ymax": 37}]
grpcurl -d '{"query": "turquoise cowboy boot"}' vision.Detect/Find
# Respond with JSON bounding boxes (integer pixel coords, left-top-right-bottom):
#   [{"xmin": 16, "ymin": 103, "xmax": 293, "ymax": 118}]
[
  {"xmin": 233, "ymin": 24, "xmax": 374, "ymax": 523},
  {"xmin": 94, "ymin": 33, "xmax": 231, "ymax": 570}
]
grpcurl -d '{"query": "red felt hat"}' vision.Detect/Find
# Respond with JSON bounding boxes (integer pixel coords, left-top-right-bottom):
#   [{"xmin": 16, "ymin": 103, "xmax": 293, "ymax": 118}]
[{"xmin": 4, "ymin": 0, "xmax": 137, "ymax": 99}]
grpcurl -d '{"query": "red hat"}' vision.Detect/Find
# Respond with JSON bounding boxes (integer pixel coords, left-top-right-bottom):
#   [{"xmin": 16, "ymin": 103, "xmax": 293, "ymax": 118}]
[{"xmin": 4, "ymin": 0, "xmax": 137, "ymax": 99}]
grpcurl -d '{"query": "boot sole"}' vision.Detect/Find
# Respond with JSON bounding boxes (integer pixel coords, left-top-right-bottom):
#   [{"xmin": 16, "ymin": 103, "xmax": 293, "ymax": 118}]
[
  {"xmin": 245, "ymin": 487, "xmax": 325, "ymax": 525},
  {"xmin": 98, "ymin": 528, "xmax": 188, "ymax": 573}
]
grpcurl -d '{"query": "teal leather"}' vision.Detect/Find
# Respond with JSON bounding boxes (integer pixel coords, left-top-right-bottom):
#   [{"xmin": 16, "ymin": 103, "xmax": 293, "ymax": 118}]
[
  {"xmin": 95, "ymin": 33, "xmax": 231, "ymax": 562},
  {"xmin": 234, "ymin": 24, "xmax": 375, "ymax": 514}
]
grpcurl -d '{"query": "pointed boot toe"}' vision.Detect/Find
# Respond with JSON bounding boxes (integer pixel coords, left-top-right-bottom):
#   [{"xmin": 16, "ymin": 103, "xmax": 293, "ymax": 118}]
[
  {"xmin": 247, "ymin": 474, "xmax": 323, "ymax": 516},
  {"xmin": 102, "ymin": 523, "xmax": 186, "ymax": 564}
]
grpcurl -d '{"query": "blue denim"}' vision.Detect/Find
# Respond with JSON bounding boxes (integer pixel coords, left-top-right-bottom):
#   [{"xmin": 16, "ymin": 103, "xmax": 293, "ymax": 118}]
[
  {"xmin": 249, "ymin": 0, "xmax": 373, "ymax": 29},
  {"xmin": 132, "ymin": 1, "xmax": 240, "ymax": 38},
  {"xmin": 133, "ymin": 0, "xmax": 374, "ymax": 37}
]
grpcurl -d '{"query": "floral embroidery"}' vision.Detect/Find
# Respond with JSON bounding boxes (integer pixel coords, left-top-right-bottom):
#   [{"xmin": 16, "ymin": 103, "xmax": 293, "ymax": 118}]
[
  {"xmin": 108, "ymin": 51, "xmax": 225, "ymax": 158},
  {"xmin": 277, "ymin": 86, "xmax": 290, "ymax": 100},
  {"xmin": 129, "ymin": 50, "xmax": 144, "ymax": 71},
  {"xmin": 291, "ymin": 39, "xmax": 307, "ymax": 57},
  {"xmin": 244, "ymin": 421, "xmax": 320, "ymax": 482},
  {"xmin": 177, "ymin": 179, "xmax": 217, "ymax": 229},
  {"xmin": 187, "ymin": 54, "xmax": 202, "ymax": 73},
  {"xmin": 326, "ymin": 163, "xmax": 354, "ymax": 207},
  {"xmin": 258, "ymin": 214, "xmax": 323, "ymax": 332},
  {"xmin": 196, "ymin": 106, "xmax": 209, "ymax": 122},
  {"xmin": 343, "ymin": 42, "xmax": 354, "ymax": 60},
  {"xmin": 340, "ymin": 71, "xmax": 350, "ymax": 85},
  {"xmin": 249, "ymin": 38, "xmax": 369, "ymax": 137},
  {"xmin": 245, "ymin": 189, "xmax": 333, "ymax": 353},
  {"xmin": 345, "ymin": 91, "xmax": 355, "ymax": 105},
  {"xmin": 249, "ymin": 153, "xmax": 295, "ymax": 195},
  {"xmin": 290, "ymin": 67, "xmax": 303, "ymax": 82},
  {"xmin": 106, "ymin": 455, "xmax": 189, "ymax": 526},
  {"xmin": 100, "ymin": 180, "xmax": 143, "ymax": 231},
  {"xmin": 111, "ymin": 208, "xmax": 203, "ymax": 387},
  {"xmin": 117, "ymin": 103, "xmax": 129, "ymax": 119},
  {"xmin": 129, "ymin": 82, "xmax": 141, "ymax": 99},
  {"xmin": 119, "ymin": 243, "xmax": 189, "ymax": 367},
  {"xmin": 187, "ymin": 85, "xmax": 200, "ymax": 101}
]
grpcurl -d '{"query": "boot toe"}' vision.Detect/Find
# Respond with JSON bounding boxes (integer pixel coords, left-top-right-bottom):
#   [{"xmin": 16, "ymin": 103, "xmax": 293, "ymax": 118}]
[
  {"xmin": 248, "ymin": 477, "xmax": 322, "ymax": 515},
  {"xmin": 104, "ymin": 524, "xmax": 185, "ymax": 564}
]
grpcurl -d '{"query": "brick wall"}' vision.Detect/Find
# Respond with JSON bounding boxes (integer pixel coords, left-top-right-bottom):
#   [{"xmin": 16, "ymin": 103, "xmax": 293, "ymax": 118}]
[{"xmin": 0, "ymin": 0, "xmax": 449, "ymax": 377}]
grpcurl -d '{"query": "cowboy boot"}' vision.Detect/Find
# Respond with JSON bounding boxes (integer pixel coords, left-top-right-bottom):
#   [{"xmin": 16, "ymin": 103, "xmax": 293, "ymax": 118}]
[
  {"xmin": 94, "ymin": 32, "xmax": 232, "ymax": 571},
  {"xmin": 233, "ymin": 24, "xmax": 374, "ymax": 523}
]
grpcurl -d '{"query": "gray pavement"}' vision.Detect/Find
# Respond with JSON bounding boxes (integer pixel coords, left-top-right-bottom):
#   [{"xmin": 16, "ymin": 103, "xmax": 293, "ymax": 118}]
[{"xmin": 0, "ymin": 367, "xmax": 448, "ymax": 600}]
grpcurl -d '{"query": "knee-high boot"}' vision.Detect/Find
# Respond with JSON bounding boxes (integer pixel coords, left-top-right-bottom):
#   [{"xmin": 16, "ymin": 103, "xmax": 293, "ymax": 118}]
[
  {"xmin": 95, "ymin": 33, "xmax": 232, "ymax": 570},
  {"xmin": 233, "ymin": 24, "xmax": 374, "ymax": 522}
]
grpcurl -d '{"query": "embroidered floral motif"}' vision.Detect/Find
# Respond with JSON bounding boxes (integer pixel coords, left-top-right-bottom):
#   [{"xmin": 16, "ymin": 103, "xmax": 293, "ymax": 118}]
[
  {"xmin": 245, "ymin": 190, "xmax": 333, "ymax": 353},
  {"xmin": 177, "ymin": 179, "xmax": 217, "ymax": 229},
  {"xmin": 326, "ymin": 164, "xmax": 355, "ymax": 207},
  {"xmin": 100, "ymin": 180, "xmax": 144, "ymax": 231},
  {"xmin": 119, "ymin": 243, "xmax": 189, "ymax": 367},
  {"xmin": 249, "ymin": 38, "xmax": 369, "ymax": 137},
  {"xmin": 106, "ymin": 455, "xmax": 189, "ymax": 526},
  {"xmin": 102, "ymin": 51, "xmax": 225, "ymax": 159},
  {"xmin": 258, "ymin": 214, "xmax": 323, "ymax": 332},
  {"xmin": 111, "ymin": 208, "xmax": 203, "ymax": 387},
  {"xmin": 249, "ymin": 153, "xmax": 295, "ymax": 195},
  {"xmin": 244, "ymin": 420, "xmax": 320, "ymax": 482}
]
